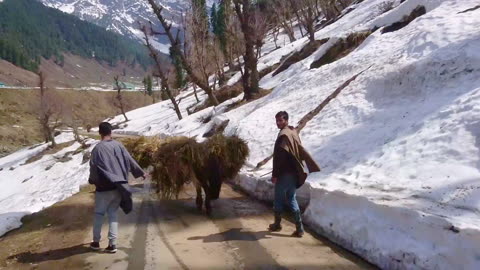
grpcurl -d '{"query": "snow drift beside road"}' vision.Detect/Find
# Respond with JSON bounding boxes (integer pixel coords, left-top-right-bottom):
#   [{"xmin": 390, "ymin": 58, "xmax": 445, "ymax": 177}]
[{"xmin": 0, "ymin": 133, "xmax": 95, "ymax": 236}]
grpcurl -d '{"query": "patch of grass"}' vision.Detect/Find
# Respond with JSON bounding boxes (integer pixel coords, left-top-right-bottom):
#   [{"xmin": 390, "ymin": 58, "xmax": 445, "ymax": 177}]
[
  {"xmin": 199, "ymin": 114, "xmax": 213, "ymax": 124},
  {"xmin": 192, "ymin": 83, "xmax": 244, "ymax": 114},
  {"xmin": 259, "ymin": 63, "xmax": 282, "ymax": 78},
  {"xmin": 24, "ymin": 141, "xmax": 75, "ymax": 164},
  {"xmin": 310, "ymin": 31, "xmax": 373, "ymax": 69},
  {"xmin": 226, "ymin": 88, "xmax": 272, "ymax": 113},
  {"xmin": 0, "ymin": 89, "xmax": 152, "ymax": 156},
  {"xmin": 273, "ymin": 39, "xmax": 329, "ymax": 76},
  {"xmin": 381, "ymin": 6, "xmax": 426, "ymax": 34},
  {"xmin": 203, "ymin": 119, "xmax": 230, "ymax": 138},
  {"xmin": 191, "ymin": 62, "xmax": 280, "ymax": 114}
]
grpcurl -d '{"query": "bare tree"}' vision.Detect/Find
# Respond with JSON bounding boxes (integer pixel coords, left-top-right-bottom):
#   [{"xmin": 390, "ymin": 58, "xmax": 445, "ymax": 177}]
[
  {"xmin": 113, "ymin": 76, "xmax": 129, "ymax": 122},
  {"xmin": 192, "ymin": 83, "xmax": 200, "ymax": 103},
  {"xmin": 289, "ymin": 0, "xmax": 320, "ymax": 43},
  {"xmin": 182, "ymin": 2, "xmax": 224, "ymax": 93},
  {"xmin": 63, "ymin": 106, "xmax": 88, "ymax": 147},
  {"xmin": 38, "ymin": 72, "xmax": 63, "ymax": 147},
  {"xmin": 140, "ymin": 24, "xmax": 183, "ymax": 120},
  {"xmin": 318, "ymin": 0, "xmax": 342, "ymax": 21},
  {"xmin": 232, "ymin": 0, "xmax": 268, "ymax": 100},
  {"xmin": 147, "ymin": 0, "xmax": 219, "ymax": 106},
  {"xmin": 271, "ymin": 0, "xmax": 296, "ymax": 43}
]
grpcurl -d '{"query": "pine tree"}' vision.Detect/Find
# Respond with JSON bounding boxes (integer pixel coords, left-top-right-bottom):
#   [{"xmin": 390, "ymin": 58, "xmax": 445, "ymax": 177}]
[
  {"xmin": 211, "ymin": 3, "xmax": 218, "ymax": 34},
  {"xmin": 215, "ymin": 1, "xmax": 228, "ymax": 55},
  {"xmin": 147, "ymin": 75, "xmax": 153, "ymax": 97},
  {"xmin": 169, "ymin": 46, "xmax": 186, "ymax": 89}
]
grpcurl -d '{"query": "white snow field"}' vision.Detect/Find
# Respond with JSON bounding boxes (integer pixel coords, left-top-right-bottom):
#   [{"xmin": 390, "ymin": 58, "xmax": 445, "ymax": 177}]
[
  {"xmin": 0, "ymin": 133, "xmax": 95, "ymax": 236},
  {"xmin": 1, "ymin": 0, "xmax": 480, "ymax": 268}
]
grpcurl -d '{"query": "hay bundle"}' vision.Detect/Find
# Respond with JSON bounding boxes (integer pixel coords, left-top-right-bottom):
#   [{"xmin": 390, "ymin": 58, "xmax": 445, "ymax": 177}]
[
  {"xmin": 194, "ymin": 135, "xmax": 249, "ymax": 199},
  {"xmin": 122, "ymin": 136, "xmax": 163, "ymax": 168},
  {"xmin": 123, "ymin": 135, "xmax": 249, "ymax": 200}
]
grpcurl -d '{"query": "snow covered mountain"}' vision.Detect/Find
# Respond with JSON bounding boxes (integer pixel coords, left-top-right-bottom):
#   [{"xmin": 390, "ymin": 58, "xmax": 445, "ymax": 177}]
[{"xmin": 38, "ymin": 0, "xmax": 197, "ymax": 54}]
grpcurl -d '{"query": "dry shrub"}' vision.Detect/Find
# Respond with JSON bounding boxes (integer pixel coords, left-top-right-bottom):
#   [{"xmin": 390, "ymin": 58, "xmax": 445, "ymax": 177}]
[
  {"xmin": 192, "ymin": 83, "xmax": 244, "ymax": 113},
  {"xmin": 123, "ymin": 135, "xmax": 249, "ymax": 199},
  {"xmin": 310, "ymin": 31, "xmax": 372, "ymax": 69},
  {"xmin": 122, "ymin": 136, "xmax": 166, "ymax": 168},
  {"xmin": 225, "ymin": 88, "xmax": 272, "ymax": 112}
]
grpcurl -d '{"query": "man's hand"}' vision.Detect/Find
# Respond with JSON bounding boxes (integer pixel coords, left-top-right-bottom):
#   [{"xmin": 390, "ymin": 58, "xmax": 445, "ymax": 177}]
[
  {"xmin": 271, "ymin": 177, "xmax": 278, "ymax": 184},
  {"xmin": 142, "ymin": 172, "xmax": 150, "ymax": 180}
]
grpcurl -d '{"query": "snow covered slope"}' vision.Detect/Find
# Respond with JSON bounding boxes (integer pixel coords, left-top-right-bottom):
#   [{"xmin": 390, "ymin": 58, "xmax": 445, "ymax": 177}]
[
  {"xmin": 0, "ymin": 133, "xmax": 95, "ymax": 236},
  {"xmin": 2, "ymin": 0, "xmax": 480, "ymax": 268}
]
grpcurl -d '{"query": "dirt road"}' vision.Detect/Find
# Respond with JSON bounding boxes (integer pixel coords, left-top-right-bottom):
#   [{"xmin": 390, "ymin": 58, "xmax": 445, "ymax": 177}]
[{"xmin": 1, "ymin": 181, "xmax": 376, "ymax": 270}]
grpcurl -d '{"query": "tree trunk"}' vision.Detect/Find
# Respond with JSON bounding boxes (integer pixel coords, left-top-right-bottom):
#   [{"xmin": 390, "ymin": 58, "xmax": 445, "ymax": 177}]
[
  {"xmin": 147, "ymin": 0, "xmax": 219, "ymax": 106},
  {"xmin": 164, "ymin": 85, "xmax": 183, "ymax": 120},
  {"xmin": 282, "ymin": 22, "xmax": 296, "ymax": 42},
  {"xmin": 48, "ymin": 126, "xmax": 56, "ymax": 147},
  {"xmin": 140, "ymin": 25, "xmax": 182, "ymax": 120},
  {"xmin": 234, "ymin": 0, "xmax": 260, "ymax": 100},
  {"xmin": 117, "ymin": 94, "xmax": 129, "ymax": 122},
  {"xmin": 193, "ymin": 84, "xmax": 200, "ymax": 103},
  {"xmin": 308, "ymin": 22, "xmax": 315, "ymax": 43}
]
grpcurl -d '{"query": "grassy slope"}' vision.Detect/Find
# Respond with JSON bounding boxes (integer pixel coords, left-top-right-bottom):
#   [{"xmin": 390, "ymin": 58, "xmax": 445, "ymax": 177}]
[{"xmin": 0, "ymin": 89, "xmax": 157, "ymax": 157}]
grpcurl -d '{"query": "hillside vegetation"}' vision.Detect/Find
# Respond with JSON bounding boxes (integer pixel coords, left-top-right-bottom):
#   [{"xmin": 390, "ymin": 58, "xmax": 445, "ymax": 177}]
[{"xmin": 0, "ymin": 89, "xmax": 154, "ymax": 157}]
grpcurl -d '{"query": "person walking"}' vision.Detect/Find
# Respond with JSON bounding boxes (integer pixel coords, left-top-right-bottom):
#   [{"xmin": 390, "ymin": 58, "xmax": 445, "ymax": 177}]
[
  {"xmin": 88, "ymin": 122, "xmax": 147, "ymax": 253},
  {"xmin": 269, "ymin": 111, "xmax": 320, "ymax": 237}
]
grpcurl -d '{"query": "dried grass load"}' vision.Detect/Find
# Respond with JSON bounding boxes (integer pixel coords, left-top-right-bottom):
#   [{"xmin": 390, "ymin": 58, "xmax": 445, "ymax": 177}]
[{"xmin": 122, "ymin": 135, "xmax": 249, "ymax": 200}]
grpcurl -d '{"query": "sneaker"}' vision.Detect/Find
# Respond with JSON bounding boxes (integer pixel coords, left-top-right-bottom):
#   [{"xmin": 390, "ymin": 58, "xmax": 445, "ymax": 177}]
[
  {"xmin": 105, "ymin": 245, "xmax": 117, "ymax": 253},
  {"xmin": 89, "ymin": 242, "xmax": 101, "ymax": 251}
]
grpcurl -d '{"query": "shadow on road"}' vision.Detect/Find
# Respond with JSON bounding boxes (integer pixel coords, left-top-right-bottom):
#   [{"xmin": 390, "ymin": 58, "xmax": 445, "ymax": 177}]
[
  {"xmin": 188, "ymin": 228, "xmax": 291, "ymax": 242},
  {"xmin": 8, "ymin": 244, "xmax": 91, "ymax": 263}
]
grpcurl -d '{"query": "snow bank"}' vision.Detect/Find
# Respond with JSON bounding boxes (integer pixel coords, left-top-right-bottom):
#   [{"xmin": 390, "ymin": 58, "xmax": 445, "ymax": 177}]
[{"xmin": 0, "ymin": 133, "xmax": 95, "ymax": 236}]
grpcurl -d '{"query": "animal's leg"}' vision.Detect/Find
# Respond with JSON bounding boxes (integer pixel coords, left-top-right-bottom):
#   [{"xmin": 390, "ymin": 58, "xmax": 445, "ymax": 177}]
[
  {"xmin": 195, "ymin": 183, "xmax": 203, "ymax": 211},
  {"xmin": 204, "ymin": 186, "xmax": 212, "ymax": 216}
]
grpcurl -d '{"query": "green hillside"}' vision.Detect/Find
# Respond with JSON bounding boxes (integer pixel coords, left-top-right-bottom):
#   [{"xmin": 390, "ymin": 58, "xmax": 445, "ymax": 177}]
[{"xmin": 0, "ymin": 0, "xmax": 151, "ymax": 72}]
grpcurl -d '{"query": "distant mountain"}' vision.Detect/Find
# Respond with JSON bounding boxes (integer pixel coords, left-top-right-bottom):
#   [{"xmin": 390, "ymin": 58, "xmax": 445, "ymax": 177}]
[
  {"xmin": 0, "ymin": 0, "xmax": 152, "ymax": 72},
  {"xmin": 38, "ymin": 0, "xmax": 212, "ymax": 54}
]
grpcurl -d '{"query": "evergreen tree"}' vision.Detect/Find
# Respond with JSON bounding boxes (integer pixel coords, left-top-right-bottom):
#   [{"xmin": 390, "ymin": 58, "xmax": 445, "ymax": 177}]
[
  {"xmin": 211, "ymin": 3, "xmax": 218, "ymax": 34},
  {"xmin": 169, "ymin": 46, "xmax": 186, "ymax": 89},
  {"xmin": 146, "ymin": 75, "xmax": 153, "ymax": 96},
  {"xmin": 216, "ymin": 1, "xmax": 228, "ymax": 53}
]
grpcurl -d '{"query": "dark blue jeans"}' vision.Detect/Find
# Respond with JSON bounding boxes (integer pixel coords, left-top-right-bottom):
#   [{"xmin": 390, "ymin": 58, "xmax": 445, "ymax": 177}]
[{"xmin": 274, "ymin": 174, "xmax": 300, "ymax": 213}]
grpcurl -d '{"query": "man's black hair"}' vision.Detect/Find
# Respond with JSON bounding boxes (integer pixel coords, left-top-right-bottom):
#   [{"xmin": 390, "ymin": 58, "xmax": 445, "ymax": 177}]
[
  {"xmin": 275, "ymin": 111, "xmax": 289, "ymax": 121},
  {"xmin": 99, "ymin": 122, "xmax": 113, "ymax": 137}
]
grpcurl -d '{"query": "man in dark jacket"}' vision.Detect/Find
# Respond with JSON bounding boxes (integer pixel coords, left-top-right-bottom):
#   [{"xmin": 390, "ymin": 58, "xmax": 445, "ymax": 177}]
[
  {"xmin": 88, "ymin": 122, "xmax": 146, "ymax": 253},
  {"xmin": 269, "ymin": 111, "xmax": 320, "ymax": 237}
]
